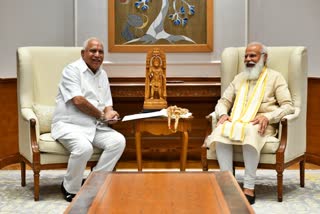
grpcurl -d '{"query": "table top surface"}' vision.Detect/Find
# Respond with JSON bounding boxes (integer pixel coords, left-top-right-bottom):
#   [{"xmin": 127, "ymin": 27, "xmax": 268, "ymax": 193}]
[
  {"xmin": 65, "ymin": 171, "xmax": 254, "ymax": 214},
  {"xmin": 134, "ymin": 116, "xmax": 194, "ymax": 121},
  {"xmin": 134, "ymin": 116, "xmax": 193, "ymax": 134}
]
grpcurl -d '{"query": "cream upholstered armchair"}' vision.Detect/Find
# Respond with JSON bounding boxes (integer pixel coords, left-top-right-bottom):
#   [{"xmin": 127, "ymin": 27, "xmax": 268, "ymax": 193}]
[
  {"xmin": 201, "ymin": 47, "xmax": 308, "ymax": 202},
  {"xmin": 17, "ymin": 47, "xmax": 102, "ymax": 201}
]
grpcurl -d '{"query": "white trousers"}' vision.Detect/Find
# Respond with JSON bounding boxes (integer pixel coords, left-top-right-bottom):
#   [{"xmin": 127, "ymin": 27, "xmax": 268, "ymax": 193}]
[
  {"xmin": 216, "ymin": 142, "xmax": 260, "ymax": 189},
  {"xmin": 58, "ymin": 128, "xmax": 126, "ymax": 194}
]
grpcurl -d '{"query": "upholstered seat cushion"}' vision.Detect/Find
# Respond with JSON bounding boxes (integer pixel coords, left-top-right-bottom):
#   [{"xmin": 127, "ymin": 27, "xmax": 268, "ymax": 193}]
[
  {"xmin": 207, "ymin": 136, "xmax": 280, "ymax": 160},
  {"xmin": 234, "ymin": 136, "xmax": 280, "ymax": 154},
  {"xmin": 38, "ymin": 133, "xmax": 103, "ymax": 155}
]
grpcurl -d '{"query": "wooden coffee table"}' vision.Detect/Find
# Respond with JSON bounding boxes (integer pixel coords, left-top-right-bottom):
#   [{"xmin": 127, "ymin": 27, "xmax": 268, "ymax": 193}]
[{"xmin": 64, "ymin": 171, "xmax": 254, "ymax": 214}]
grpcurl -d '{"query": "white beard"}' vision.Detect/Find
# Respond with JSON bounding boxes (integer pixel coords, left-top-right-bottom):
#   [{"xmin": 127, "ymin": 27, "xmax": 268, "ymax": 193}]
[{"xmin": 243, "ymin": 57, "xmax": 265, "ymax": 80}]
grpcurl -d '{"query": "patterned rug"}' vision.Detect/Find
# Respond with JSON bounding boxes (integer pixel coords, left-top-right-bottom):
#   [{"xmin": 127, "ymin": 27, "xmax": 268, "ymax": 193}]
[
  {"xmin": 237, "ymin": 170, "xmax": 320, "ymax": 214},
  {"xmin": 0, "ymin": 169, "xmax": 319, "ymax": 214}
]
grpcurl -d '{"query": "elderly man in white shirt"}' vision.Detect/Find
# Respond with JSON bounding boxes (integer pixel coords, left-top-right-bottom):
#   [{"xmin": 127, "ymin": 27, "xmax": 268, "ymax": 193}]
[{"xmin": 51, "ymin": 37, "xmax": 125, "ymax": 202}]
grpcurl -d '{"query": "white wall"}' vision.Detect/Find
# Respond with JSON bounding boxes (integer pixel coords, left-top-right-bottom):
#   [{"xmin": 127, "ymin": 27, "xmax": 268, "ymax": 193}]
[
  {"xmin": 0, "ymin": 0, "xmax": 319, "ymax": 78},
  {"xmin": 0, "ymin": 0, "xmax": 74, "ymax": 78},
  {"xmin": 249, "ymin": 0, "xmax": 320, "ymax": 77}
]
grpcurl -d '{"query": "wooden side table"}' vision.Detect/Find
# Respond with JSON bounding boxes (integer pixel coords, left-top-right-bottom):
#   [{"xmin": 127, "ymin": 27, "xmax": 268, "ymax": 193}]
[{"xmin": 134, "ymin": 117, "xmax": 192, "ymax": 171}]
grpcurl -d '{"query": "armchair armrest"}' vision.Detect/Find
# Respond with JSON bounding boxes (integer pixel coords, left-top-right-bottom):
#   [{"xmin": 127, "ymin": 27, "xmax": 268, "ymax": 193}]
[
  {"xmin": 19, "ymin": 108, "xmax": 41, "ymax": 164},
  {"xmin": 203, "ymin": 112, "xmax": 218, "ymax": 148},
  {"xmin": 278, "ymin": 107, "xmax": 305, "ymax": 163},
  {"xmin": 205, "ymin": 114, "xmax": 212, "ymax": 136},
  {"xmin": 281, "ymin": 108, "xmax": 300, "ymax": 121},
  {"xmin": 21, "ymin": 107, "xmax": 40, "ymax": 139},
  {"xmin": 21, "ymin": 108, "xmax": 37, "ymax": 121},
  {"xmin": 278, "ymin": 107, "xmax": 300, "ymax": 140},
  {"xmin": 206, "ymin": 111, "xmax": 217, "ymax": 130}
]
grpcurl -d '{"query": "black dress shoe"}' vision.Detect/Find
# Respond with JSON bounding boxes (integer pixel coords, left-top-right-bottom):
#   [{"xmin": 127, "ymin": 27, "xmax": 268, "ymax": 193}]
[
  {"xmin": 245, "ymin": 193, "xmax": 255, "ymax": 205},
  {"xmin": 61, "ymin": 182, "xmax": 76, "ymax": 202}
]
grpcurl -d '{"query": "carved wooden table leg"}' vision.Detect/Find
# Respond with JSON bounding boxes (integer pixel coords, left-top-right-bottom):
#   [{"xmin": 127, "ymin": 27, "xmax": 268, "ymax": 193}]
[
  {"xmin": 180, "ymin": 131, "xmax": 189, "ymax": 171},
  {"xmin": 135, "ymin": 131, "xmax": 142, "ymax": 171}
]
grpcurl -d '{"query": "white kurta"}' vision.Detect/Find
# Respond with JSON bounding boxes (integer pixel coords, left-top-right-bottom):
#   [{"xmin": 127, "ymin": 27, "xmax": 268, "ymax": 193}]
[
  {"xmin": 208, "ymin": 68, "xmax": 295, "ymax": 152},
  {"xmin": 51, "ymin": 58, "xmax": 113, "ymax": 142}
]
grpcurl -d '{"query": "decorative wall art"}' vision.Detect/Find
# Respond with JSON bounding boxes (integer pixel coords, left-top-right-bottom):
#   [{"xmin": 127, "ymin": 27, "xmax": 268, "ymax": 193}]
[{"xmin": 108, "ymin": 0, "xmax": 213, "ymax": 52}]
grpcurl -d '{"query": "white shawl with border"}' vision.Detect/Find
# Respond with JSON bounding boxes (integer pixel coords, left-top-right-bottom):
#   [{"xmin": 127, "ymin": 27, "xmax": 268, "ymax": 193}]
[{"xmin": 221, "ymin": 66, "xmax": 268, "ymax": 141}]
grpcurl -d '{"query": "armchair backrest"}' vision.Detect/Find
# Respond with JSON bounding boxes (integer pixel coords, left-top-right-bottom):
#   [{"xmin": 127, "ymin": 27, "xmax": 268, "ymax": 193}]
[
  {"xmin": 17, "ymin": 47, "xmax": 82, "ymax": 108},
  {"xmin": 17, "ymin": 47, "xmax": 83, "ymax": 139},
  {"xmin": 220, "ymin": 46, "xmax": 308, "ymax": 111}
]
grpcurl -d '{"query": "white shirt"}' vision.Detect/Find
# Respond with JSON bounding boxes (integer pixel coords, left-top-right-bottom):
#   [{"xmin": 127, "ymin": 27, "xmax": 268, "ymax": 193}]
[{"xmin": 51, "ymin": 58, "xmax": 113, "ymax": 141}]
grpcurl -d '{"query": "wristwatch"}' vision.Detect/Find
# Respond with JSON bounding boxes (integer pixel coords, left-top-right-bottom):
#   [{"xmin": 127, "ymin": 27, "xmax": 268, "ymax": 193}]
[{"xmin": 99, "ymin": 112, "xmax": 106, "ymax": 122}]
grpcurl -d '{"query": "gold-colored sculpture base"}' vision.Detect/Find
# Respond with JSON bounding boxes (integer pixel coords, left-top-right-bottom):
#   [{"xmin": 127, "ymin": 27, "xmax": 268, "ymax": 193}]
[{"xmin": 143, "ymin": 99, "xmax": 167, "ymax": 110}]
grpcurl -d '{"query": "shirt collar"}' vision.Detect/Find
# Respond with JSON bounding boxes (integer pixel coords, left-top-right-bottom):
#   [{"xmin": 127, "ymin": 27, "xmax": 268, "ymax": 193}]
[{"xmin": 77, "ymin": 58, "xmax": 102, "ymax": 75}]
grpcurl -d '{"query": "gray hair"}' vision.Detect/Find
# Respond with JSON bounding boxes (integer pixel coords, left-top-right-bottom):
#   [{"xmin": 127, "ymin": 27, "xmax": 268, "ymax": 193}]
[
  {"xmin": 247, "ymin": 42, "xmax": 268, "ymax": 54},
  {"xmin": 82, "ymin": 37, "xmax": 103, "ymax": 50}
]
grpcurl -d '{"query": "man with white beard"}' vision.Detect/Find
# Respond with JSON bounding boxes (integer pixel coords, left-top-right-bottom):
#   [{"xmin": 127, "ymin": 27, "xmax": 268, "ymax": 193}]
[{"xmin": 208, "ymin": 42, "xmax": 295, "ymax": 204}]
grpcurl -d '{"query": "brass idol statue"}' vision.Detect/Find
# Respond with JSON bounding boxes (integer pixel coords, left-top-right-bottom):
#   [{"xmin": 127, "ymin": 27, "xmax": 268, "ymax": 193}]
[{"xmin": 143, "ymin": 48, "xmax": 167, "ymax": 110}]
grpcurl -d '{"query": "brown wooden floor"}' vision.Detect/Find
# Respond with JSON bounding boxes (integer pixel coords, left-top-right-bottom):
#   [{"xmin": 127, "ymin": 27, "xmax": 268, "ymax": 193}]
[{"xmin": 2, "ymin": 161, "xmax": 319, "ymax": 170}]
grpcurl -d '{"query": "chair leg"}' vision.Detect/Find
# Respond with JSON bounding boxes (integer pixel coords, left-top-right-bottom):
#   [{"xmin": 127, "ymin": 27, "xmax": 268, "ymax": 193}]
[
  {"xmin": 33, "ymin": 169, "xmax": 40, "ymax": 201},
  {"xmin": 20, "ymin": 161, "xmax": 26, "ymax": 187},
  {"xmin": 300, "ymin": 159, "xmax": 305, "ymax": 187},
  {"xmin": 201, "ymin": 145, "xmax": 208, "ymax": 171},
  {"xmin": 276, "ymin": 168, "xmax": 284, "ymax": 202}
]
